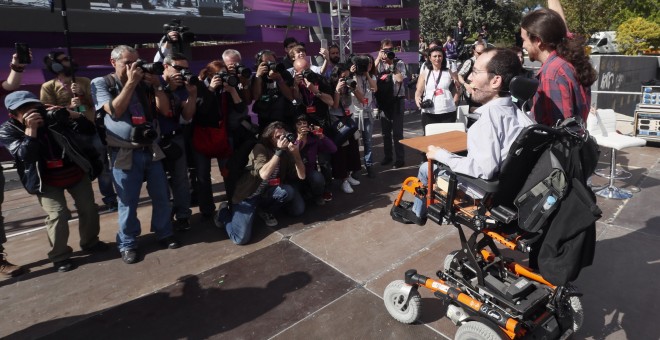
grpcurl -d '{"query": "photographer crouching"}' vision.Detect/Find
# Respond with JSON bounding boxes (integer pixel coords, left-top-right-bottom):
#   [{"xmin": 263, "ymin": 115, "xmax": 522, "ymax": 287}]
[
  {"xmin": 214, "ymin": 122, "xmax": 306, "ymax": 245},
  {"xmin": 91, "ymin": 45, "xmax": 180, "ymax": 265},
  {"xmin": 0, "ymin": 91, "xmax": 107, "ymax": 272}
]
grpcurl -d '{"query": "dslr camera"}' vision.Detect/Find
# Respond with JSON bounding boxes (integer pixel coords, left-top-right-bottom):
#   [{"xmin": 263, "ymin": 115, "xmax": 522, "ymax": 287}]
[
  {"xmin": 383, "ymin": 49, "xmax": 396, "ymax": 60},
  {"xmin": 283, "ymin": 132, "xmax": 296, "ymax": 143},
  {"xmin": 342, "ymin": 77, "xmax": 357, "ymax": 90},
  {"xmin": 420, "ymin": 99, "xmax": 434, "ymax": 109},
  {"xmin": 215, "ymin": 71, "xmax": 239, "ymax": 87},
  {"xmin": 234, "ymin": 64, "xmax": 252, "ymax": 78},
  {"xmin": 180, "ymin": 69, "xmax": 200, "ymax": 86},
  {"xmin": 163, "ymin": 19, "xmax": 195, "ymax": 44},
  {"xmin": 135, "ymin": 59, "xmax": 164, "ymax": 75},
  {"xmin": 38, "ymin": 107, "xmax": 70, "ymax": 125},
  {"xmin": 350, "ymin": 55, "xmax": 371, "ymax": 74},
  {"xmin": 130, "ymin": 122, "xmax": 158, "ymax": 145},
  {"xmin": 301, "ymin": 69, "xmax": 321, "ymax": 84},
  {"xmin": 265, "ymin": 61, "xmax": 286, "ymax": 73}
]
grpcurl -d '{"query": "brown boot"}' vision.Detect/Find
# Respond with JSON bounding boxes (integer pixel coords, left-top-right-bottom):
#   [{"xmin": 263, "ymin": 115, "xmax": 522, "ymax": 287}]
[{"xmin": 1, "ymin": 253, "xmax": 26, "ymax": 278}]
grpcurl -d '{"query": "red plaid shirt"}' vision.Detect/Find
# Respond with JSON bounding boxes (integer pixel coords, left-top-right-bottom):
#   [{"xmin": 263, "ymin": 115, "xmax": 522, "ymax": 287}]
[{"xmin": 532, "ymin": 51, "xmax": 591, "ymax": 126}]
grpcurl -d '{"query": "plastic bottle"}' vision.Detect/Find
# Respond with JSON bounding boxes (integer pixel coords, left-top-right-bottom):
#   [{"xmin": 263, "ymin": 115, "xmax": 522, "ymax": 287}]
[{"xmin": 542, "ymin": 195, "xmax": 557, "ymax": 212}]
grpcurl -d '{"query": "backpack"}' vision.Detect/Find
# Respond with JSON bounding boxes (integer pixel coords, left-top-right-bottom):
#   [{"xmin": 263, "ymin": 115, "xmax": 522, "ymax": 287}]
[{"xmin": 225, "ymin": 138, "xmax": 259, "ymax": 204}]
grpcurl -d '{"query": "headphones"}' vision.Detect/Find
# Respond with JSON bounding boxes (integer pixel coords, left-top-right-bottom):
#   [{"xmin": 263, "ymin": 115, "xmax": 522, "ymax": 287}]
[{"xmin": 44, "ymin": 51, "xmax": 66, "ymax": 74}]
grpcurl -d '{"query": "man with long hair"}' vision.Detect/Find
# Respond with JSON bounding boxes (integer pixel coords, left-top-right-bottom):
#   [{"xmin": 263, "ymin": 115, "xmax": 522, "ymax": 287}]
[{"xmin": 520, "ymin": 0, "xmax": 597, "ymax": 126}]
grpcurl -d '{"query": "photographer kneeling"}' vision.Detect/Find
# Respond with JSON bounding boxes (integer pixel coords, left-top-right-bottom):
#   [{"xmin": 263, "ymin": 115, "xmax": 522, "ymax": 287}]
[
  {"xmin": 0, "ymin": 91, "xmax": 107, "ymax": 272},
  {"xmin": 214, "ymin": 121, "xmax": 306, "ymax": 245}
]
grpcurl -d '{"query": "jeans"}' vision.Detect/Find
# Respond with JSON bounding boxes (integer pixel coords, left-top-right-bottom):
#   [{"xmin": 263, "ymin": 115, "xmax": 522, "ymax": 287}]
[
  {"xmin": 110, "ymin": 148, "xmax": 173, "ymax": 251},
  {"xmin": 37, "ymin": 176, "xmax": 100, "ymax": 262},
  {"xmin": 193, "ymin": 147, "xmax": 225, "ymax": 216},
  {"xmin": 359, "ymin": 118, "xmax": 374, "ymax": 167},
  {"xmin": 164, "ymin": 134, "xmax": 192, "ymax": 221},
  {"xmin": 0, "ymin": 170, "xmax": 5, "ymax": 252},
  {"xmin": 381, "ymin": 97, "xmax": 405, "ymax": 162},
  {"xmin": 412, "ymin": 163, "xmax": 444, "ymax": 219},
  {"xmin": 302, "ymin": 170, "xmax": 325, "ymax": 199},
  {"xmin": 218, "ymin": 184, "xmax": 305, "ymax": 245}
]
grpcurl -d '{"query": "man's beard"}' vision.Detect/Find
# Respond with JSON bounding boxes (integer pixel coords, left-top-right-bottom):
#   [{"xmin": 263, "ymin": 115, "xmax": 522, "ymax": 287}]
[{"xmin": 330, "ymin": 56, "xmax": 340, "ymax": 64}]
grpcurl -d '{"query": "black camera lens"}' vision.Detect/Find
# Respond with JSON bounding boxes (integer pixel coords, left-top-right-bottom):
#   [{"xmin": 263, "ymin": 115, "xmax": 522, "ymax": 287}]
[
  {"xmin": 215, "ymin": 71, "xmax": 239, "ymax": 87},
  {"xmin": 40, "ymin": 107, "xmax": 70, "ymax": 124},
  {"xmin": 302, "ymin": 69, "xmax": 321, "ymax": 84},
  {"xmin": 420, "ymin": 99, "xmax": 434, "ymax": 109},
  {"xmin": 235, "ymin": 64, "xmax": 252, "ymax": 78},
  {"xmin": 344, "ymin": 78, "xmax": 357, "ymax": 89},
  {"xmin": 180, "ymin": 69, "xmax": 199, "ymax": 85},
  {"xmin": 351, "ymin": 55, "xmax": 371, "ymax": 74},
  {"xmin": 135, "ymin": 59, "xmax": 164, "ymax": 75},
  {"xmin": 284, "ymin": 132, "xmax": 296, "ymax": 143}
]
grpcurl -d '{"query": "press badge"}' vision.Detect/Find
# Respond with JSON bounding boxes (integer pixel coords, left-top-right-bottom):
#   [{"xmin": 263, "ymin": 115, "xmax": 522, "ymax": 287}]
[
  {"xmin": 268, "ymin": 178, "xmax": 281, "ymax": 186},
  {"xmin": 131, "ymin": 116, "xmax": 146, "ymax": 125},
  {"xmin": 306, "ymin": 106, "xmax": 316, "ymax": 114},
  {"xmin": 362, "ymin": 98, "xmax": 368, "ymax": 105},
  {"xmin": 344, "ymin": 109, "xmax": 351, "ymax": 116},
  {"xmin": 434, "ymin": 89, "xmax": 444, "ymax": 96}
]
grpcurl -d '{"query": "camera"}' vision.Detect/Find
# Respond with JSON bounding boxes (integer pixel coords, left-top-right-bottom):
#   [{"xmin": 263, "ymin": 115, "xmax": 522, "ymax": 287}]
[
  {"xmin": 234, "ymin": 64, "xmax": 252, "ymax": 78},
  {"xmin": 284, "ymin": 132, "xmax": 296, "ymax": 143},
  {"xmin": 180, "ymin": 69, "xmax": 199, "ymax": 86},
  {"xmin": 135, "ymin": 59, "xmax": 164, "ymax": 75},
  {"xmin": 215, "ymin": 71, "xmax": 239, "ymax": 87},
  {"xmin": 383, "ymin": 49, "xmax": 396, "ymax": 60},
  {"xmin": 130, "ymin": 123, "xmax": 158, "ymax": 145},
  {"xmin": 350, "ymin": 55, "xmax": 371, "ymax": 74},
  {"xmin": 420, "ymin": 99, "xmax": 434, "ymax": 109},
  {"xmin": 38, "ymin": 107, "xmax": 70, "ymax": 124},
  {"xmin": 265, "ymin": 61, "xmax": 285, "ymax": 73},
  {"xmin": 342, "ymin": 77, "xmax": 357, "ymax": 90},
  {"xmin": 163, "ymin": 19, "xmax": 195, "ymax": 43},
  {"xmin": 301, "ymin": 69, "xmax": 321, "ymax": 84}
]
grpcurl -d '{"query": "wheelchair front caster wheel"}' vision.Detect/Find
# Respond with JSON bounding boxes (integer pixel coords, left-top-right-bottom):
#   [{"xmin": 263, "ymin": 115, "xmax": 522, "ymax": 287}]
[
  {"xmin": 383, "ymin": 280, "xmax": 421, "ymax": 324},
  {"xmin": 455, "ymin": 321, "xmax": 506, "ymax": 340}
]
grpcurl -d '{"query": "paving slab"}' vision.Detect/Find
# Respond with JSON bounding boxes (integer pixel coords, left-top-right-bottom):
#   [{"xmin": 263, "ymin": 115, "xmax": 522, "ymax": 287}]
[
  {"xmin": 273, "ymin": 288, "xmax": 446, "ymax": 340},
  {"xmin": 15, "ymin": 240, "xmax": 356, "ymax": 340}
]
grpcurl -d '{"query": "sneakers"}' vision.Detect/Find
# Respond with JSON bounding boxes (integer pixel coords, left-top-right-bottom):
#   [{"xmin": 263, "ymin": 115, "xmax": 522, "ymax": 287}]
[
  {"xmin": 393, "ymin": 160, "xmax": 405, "ymax": 169},
  {"xmin": 105, "ymin": 201, "xmax": 118, "ymax": 213},
  {"xmin": 341, "ymin": 180, "xmax": 354, "ymax": 193},
  {"xmin": 214, "ymin": 202, "xmax": 229, "ymax": 229},
  {"xmin": 1, "ymin": 253, "xmax": 26, "ymax": 278},
  {"xmin": 346, "ymin": 176, "xmax": 360, "ymax": 186},
  {"xmin": 120, "ymin": 249, "xmax": 139, "ymax": 264},
  {"xmin": 258, "ymin": 211, "xmax": 278, "ymax": 227},
  {"xmin": 323, "ymin": 192, "xmax": 333, "ymax": 201},
  {"xmin": 53, "ymin": 258, "xmax": 76, "ymax": 272}
]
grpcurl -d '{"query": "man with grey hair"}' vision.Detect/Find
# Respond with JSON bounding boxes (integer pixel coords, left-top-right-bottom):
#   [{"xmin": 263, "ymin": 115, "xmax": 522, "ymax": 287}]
[
  {"xmin": 91, "ymin": 45, "xmax": 181, "ymax": 264},
  {"xmin": 222, "ymin": 49, "xmax": 252, "ymax": 104}
]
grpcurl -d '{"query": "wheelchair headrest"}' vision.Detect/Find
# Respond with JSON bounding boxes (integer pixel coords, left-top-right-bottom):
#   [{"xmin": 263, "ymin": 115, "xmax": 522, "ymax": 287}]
[{"xmin": 510, "ymin": 76, "xmax": 539, "ymax": 109}]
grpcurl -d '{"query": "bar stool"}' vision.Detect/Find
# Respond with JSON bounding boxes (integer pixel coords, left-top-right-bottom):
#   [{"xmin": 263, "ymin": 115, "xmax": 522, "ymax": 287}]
[{"xmin": 586, "ymin": 109, "xmax": 646, "ymax": 199}]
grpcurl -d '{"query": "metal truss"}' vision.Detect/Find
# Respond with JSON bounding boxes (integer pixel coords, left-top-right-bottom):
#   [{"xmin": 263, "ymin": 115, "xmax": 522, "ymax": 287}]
[{"xmin": 329, "ymin": 0, "xmax": 352, "ymax": 61}]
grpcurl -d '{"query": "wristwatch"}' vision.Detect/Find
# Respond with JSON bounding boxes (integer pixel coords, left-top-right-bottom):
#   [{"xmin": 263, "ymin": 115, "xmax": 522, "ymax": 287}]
[{"xmin": 155, "ymin": 85, "xmax": 164, "ymax": 92}]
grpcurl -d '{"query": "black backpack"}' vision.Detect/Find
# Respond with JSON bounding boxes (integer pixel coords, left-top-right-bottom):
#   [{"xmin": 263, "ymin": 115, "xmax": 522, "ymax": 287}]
[{"xmin": 225, "ymin": 138, "xmax": 259, "ymax": 204}]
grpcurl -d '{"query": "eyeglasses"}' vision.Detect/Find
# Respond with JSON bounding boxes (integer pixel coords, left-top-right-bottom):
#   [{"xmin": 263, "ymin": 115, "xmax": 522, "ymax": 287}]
[
  {"xmin": 171, "ymin": 65, "xmax": 189, "ymax": 71},
  {"xmin": 471, "ymin": 68, "xmax": 495, "ymax": 76}
]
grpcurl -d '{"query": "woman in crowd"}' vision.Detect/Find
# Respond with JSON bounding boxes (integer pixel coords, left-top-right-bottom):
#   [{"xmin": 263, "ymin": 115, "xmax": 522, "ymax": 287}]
[
  {"xmin": 329, "ymin": 64, "xmax": 362, "ymax": 194},
  {"xmin": 193, "ymin": 60, "xmax": 246, "ymax": 218},
  {"xmin": 349, "ymin": 54, "xmax": 378, "ymax": 178},
  {"xmin": 414, "ymin": 46, "xmax": 460, "ymax": 134}
]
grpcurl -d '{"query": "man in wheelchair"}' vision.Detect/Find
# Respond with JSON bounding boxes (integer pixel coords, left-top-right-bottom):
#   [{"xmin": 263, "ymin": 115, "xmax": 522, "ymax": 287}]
[
  {"xmin": 385, "ymin": 48, "xmax": 601, "ymax": 339},
  {"xmin": 392, "ymin": 48, "xmax": 534, "ymax": 226}
]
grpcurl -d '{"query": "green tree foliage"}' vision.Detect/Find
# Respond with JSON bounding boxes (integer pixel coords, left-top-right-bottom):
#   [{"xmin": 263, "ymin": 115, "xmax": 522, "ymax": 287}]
[
  {"xmin": 558, "ymin": 0, "xmax": 621, "ymax": 35},
  {"xmin": 420, "ymin": 0, "xmax": 521, "ymax": 46},
  {"xmin": 617, "ymin": 17, "xmax": 660, "ymax": 55}
]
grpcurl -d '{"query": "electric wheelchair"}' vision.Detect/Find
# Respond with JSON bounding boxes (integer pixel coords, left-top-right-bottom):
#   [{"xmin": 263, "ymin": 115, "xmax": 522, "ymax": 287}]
[{"xmin": 384, "ymin": 77, "xmax": 601, "ymax": 339}]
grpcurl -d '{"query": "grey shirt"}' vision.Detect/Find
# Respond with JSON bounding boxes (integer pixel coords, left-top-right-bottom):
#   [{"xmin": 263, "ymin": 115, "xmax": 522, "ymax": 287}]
[{"xmin": 376, "ymin": 59, "xmax": 407, "ymax": 97}]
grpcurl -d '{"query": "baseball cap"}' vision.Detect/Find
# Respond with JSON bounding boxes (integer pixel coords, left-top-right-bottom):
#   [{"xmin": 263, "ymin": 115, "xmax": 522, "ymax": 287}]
[{"xmin": 4, "ymin": 91, "xmax": 42, "ymax": 111}]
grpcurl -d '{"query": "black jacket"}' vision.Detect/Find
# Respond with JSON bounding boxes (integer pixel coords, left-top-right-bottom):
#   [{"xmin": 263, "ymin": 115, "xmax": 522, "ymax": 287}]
[{"xmin": 0, "ymin": 117, "xmax": 101, "ymax": 195}]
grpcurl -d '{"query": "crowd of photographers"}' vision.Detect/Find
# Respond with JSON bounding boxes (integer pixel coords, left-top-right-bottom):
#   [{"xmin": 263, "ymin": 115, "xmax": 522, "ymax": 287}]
[{"xmin": 0, "ymin": 31, "xmax": 429, "ymax": 273}]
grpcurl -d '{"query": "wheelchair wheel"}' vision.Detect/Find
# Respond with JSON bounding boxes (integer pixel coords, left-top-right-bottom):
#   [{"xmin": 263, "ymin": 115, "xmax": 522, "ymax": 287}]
[
  {"xmin": 455, "ymin": 321, "xmax": 504, "ymax": 340},
  {"xmin": 383, "ymin": 280, "xmax": 421, "ymax": 324},
  {"xmin": 565, "ymin": 296, "xmax": 584, "ymax": 332}
]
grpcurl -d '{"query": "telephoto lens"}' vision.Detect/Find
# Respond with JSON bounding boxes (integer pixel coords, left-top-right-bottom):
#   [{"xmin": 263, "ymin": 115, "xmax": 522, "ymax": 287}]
[
  {"xmin": 215, "ymin": 71, "xmax": 239, "ymax": 87},
  {"xmin": 135, "ymin": 59, "xmax": 165, "ymax": 75},
  {"xmin": 180, "ymin": 69, "xmax": 199, "ymax": 85},
  {"xmin": 235, "ymin": 64, "xmax": 252, "ymax": 78},
  {"xmin": 302, "ymin": 69, "xmax": 321, "ymax": 84}
]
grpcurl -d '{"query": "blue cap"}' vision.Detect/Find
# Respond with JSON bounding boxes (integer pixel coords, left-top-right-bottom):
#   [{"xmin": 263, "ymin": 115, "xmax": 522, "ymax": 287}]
[
  {"xmin": 546, "ymin": 196, "xmax": 557, "ymax": 204},
  {"xmin": 4, "ymin": 91, "xmax": 41, "ymax": 111}
]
